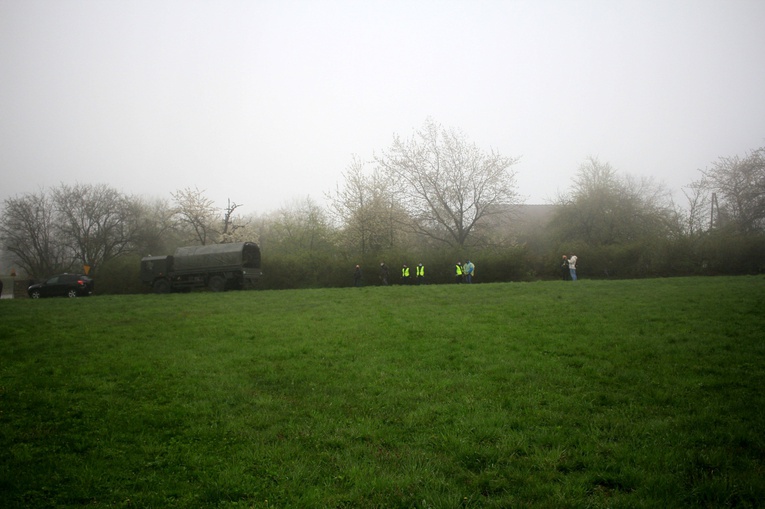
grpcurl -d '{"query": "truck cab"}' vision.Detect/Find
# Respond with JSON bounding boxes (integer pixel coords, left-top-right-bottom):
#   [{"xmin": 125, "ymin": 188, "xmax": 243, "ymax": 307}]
[{"xmin": 140, "ymin": 255, "xmax": 173, "ymax": 291}]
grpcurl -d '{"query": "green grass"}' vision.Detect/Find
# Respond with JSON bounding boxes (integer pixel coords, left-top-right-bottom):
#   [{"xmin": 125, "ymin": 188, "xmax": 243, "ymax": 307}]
[{"xmin": 1, "ymin": 277, "xmax": 764, "ymax": 508}]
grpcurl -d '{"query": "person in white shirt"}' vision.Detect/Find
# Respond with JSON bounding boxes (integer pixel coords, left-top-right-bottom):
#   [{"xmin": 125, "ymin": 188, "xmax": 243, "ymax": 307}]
[
  {"xmin": 567, "ymin": 255, "xmax": 578, "ymax": 281},
  {"xmin": 463, "ymin": 260, "xmax": 475, "ymax": 283}
]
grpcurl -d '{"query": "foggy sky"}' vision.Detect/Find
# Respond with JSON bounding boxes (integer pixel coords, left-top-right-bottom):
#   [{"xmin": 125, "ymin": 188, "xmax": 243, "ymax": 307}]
[{"xmin": 2, "ymin": 0, "xmax": 764, "ymax": 216}]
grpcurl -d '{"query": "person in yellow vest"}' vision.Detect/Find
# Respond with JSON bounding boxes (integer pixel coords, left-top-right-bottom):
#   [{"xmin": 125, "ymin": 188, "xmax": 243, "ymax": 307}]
[
  {"xmin": 401, "ymin": 264, "xmax": 411, "ymax": 285},
  {"xmin": 455, "ymin": 261, "xmax": 463, "ymax": 283},
  {"xmin": 416, "ymin": 263, "xmax": 425, "ymax": 285}
]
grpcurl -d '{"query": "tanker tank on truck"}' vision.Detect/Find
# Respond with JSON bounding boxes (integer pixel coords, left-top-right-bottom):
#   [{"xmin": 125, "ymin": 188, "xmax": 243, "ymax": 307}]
[{"xmin": 141, "ymin": 242, "xmax": 261, "ymax": 293}]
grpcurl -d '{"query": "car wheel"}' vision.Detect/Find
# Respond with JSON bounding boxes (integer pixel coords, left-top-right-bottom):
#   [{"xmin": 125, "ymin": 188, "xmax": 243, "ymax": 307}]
[
  {"xmin": 67, "ymin": 289, "xmax": 78, "ymax": 298},
  {"xmin": 209, "ymin": 276, "xmax": 226, "ymax": 292},
  {"xmin": 153, "ymin": 279, "xmax": 171, "ymax": 294},
  {"xmin": 30, "ymin": 290, "xmax": 41, "ymax": 299}
]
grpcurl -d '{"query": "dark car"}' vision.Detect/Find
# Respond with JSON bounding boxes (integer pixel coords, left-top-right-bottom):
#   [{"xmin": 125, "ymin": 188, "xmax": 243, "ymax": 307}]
[{"xmin": 28, "ymin": 274, "xmax": 94, "ymax": 299}]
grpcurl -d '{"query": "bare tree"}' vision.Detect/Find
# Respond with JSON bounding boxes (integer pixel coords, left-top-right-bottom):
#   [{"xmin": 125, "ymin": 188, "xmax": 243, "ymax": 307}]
[
  {"xmin": 375, "ymin": 119, "xmax": 520, "ymax": 248},
  {"xmin": 0, "ymin": 191, "xmax": 70, "ymax": 278},
  {"xmin": 698, "ymin": 146, "xmax": 765, "ymax": 233},
  {"xmin": 267, "ymin": 196, "xmax": 335, "ymax": 256},
  {"xmin": 552, "ymin": 157, "xmax": 675, "ymax": 245},
  {"xmin": 132, "ymin": 197, "xmax": 177, "ymax": 255},
  {"xmin": 327, "ymin": 156, "xmax": 409, "ymax": 256},
  {"xmin": 171, "ymin": 187, "xmax": 220, "ymax": 245},
  {"xmin": 681, "ymin": 182, "xmax": 711, "ymax": 236},
  {"xmin": 53, "ymin": 183, "xmax": 141, "ymax": 275},
  {"xmin": 220, "ymin": 199, "xmax": 251, "ymax": 243}
]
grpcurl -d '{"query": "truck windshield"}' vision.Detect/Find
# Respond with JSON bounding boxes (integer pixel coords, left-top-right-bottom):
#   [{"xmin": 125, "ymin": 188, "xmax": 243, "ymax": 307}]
[{"xmin": 242, "ymin": 243, "xmax": 261, "ymax": 269}]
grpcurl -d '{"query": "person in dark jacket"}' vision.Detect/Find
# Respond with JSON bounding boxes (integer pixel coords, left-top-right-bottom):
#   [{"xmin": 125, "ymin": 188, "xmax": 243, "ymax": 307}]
[
  {"xmin": 379, "ymin": 262, "xmax": 389, "ymax": 285},
  {"xmin": 353, "ymin": 265, "xmax": 363, "ymax": 287}
]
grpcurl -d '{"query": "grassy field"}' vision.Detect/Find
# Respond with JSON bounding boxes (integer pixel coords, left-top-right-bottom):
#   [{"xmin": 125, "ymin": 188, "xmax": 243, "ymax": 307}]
[{"xmin": 1, "ymin": 277, "xmax": 764, "ymax": 508}]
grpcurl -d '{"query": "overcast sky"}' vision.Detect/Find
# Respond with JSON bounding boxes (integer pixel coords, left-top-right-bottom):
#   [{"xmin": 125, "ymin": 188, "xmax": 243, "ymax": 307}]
[{"xmin": 2, "ymin": 0, "xmax": 764, "ymax": 215}]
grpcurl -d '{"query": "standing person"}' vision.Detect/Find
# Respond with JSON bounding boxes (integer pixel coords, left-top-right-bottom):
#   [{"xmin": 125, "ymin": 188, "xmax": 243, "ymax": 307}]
[
  {"xmin": 568, "ymin": 254, "xmax": 578, "ymax": 281},
  {"xmin": 464, "ymin": 260, "xmax": 475, "ymax": 283},
  {"xmin": 353, "ymin": 264, "xmax": 363, "ymax": 287},
  {"xmin": 561, "ymin": 255, "xmax": 569, "ymax": 280},
  {"xmin": 455, "ymin": 261, "xmax": 463, "ymax": 283},
  {"xmin": 401, "ymin": 264, "xmax": 411, "ymax": 285},
  {"xmin": 379, "ymin": 262, "xmax": 389, "ymax": 286},
  {"xmin": 416, "ymin": 263, "xmax": 425, "ymax": 285}
]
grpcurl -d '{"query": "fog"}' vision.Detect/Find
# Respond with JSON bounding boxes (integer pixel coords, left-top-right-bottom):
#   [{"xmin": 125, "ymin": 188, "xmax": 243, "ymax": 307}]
[{"xmin": 2, "ymin": 0, "xmax": 764, "ymax": 215}]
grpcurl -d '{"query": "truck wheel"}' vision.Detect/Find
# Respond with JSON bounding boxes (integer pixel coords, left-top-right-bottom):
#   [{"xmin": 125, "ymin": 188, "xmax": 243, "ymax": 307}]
[
  {"xmin": 209, "ymin": 276, "xmax": 226, "ymax": 292},
  {"xmin": 153, "ymin": 279, "xmax": 171, "ymax": 294}
]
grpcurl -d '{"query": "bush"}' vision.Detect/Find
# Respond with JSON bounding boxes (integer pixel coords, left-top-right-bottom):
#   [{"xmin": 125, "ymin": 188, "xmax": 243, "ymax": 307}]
[
  {"xmin": 699, "ymin": 232, "xmax": 765, "ymax": 275},
  {"xmin": 95, "ymin": 255, "xmax": 144, "ymax": 294}
]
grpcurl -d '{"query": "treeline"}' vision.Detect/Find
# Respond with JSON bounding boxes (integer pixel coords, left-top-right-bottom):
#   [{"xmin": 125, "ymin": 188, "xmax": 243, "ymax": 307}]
[{"xmin": 2, "ymin": 121, "xmax": 763, "ymax": 292}]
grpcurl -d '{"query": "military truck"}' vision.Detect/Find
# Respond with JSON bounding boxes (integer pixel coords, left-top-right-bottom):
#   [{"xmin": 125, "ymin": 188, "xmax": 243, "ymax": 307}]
[{"xmin": 141, "ymin": 242, "xmax": 261, "ymax": 293}]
